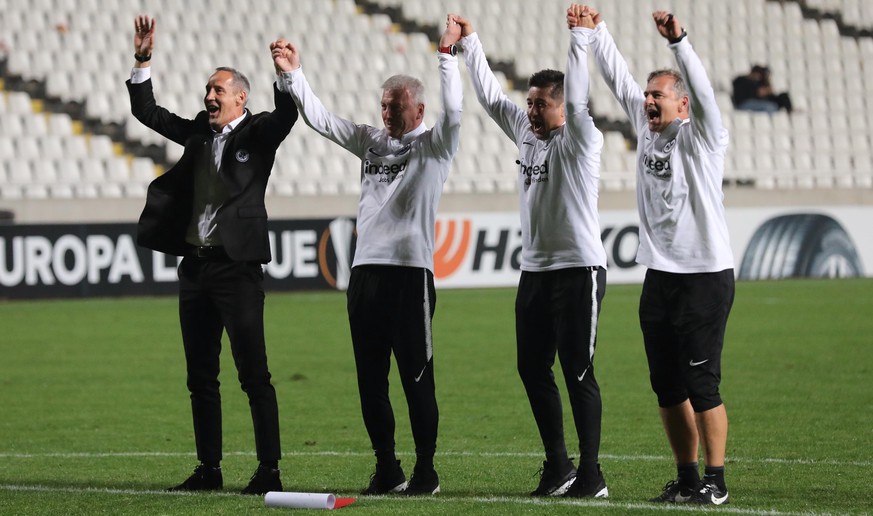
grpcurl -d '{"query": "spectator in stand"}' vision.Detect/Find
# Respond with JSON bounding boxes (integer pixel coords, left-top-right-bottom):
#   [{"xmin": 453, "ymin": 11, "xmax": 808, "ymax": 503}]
[{"xmin": 732, "ymin": 65, "xmax": 793, "ymax": 113}]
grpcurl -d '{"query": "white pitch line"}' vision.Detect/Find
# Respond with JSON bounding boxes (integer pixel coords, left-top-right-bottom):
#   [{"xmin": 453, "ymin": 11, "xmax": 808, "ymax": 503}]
[
  {"xmin": 0, "ymin": 450, "xmax": 870, "ymax": 468},
  {"xmin": 0, "ymin": 484, "xmax": 829, "ymax": 516}
]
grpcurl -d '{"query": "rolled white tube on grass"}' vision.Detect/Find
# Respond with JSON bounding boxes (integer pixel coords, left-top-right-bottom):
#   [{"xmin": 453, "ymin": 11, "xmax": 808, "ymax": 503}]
[{"xmin": 264, "ymin": 492, "xmax": 336, "ymax": 509}]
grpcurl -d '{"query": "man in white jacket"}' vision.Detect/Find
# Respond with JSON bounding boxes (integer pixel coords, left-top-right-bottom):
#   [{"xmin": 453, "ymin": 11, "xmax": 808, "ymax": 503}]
[
  {"xmin": 272, "ymin": 17, "xmax": 462, "ymax": 497},
  {"xmin": 585, "ymin": 8, "xmax": 734, "ymax": 506},
  {"xmin": 456, "ymin": 4, "xmax": 609, "ymax": 499}
]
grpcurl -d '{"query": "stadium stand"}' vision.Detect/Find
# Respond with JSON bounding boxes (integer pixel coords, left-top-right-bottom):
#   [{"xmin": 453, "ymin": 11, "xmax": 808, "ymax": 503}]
[{"xmin": 0, "ymin": 0, "xmax": 872, "ymax": 222}]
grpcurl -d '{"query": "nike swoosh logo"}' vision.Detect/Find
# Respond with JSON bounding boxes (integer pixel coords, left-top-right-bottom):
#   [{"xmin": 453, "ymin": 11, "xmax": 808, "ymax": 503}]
[
  {"xmin": 711, "ymin": 492, "xmax": 729, "ymax": 504},
  {"xmin": 689, "ymin": 359, "xmax": 709, "ymax": 367},
  {"xmin": 414, "ymin": 365, "xmax": 427, "ymax": 383},
  {"xmin": 367, "ymin": 147, "xmax": 385, "ymax": 157},
  {"xmin": 577, "ymin": 365, "xmax": 590, "ymax": 382}
]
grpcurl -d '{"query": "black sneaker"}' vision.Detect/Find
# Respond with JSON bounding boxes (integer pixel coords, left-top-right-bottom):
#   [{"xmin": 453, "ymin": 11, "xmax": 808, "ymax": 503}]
[
  {"xmin": 530, "ymin": 460, "xmax": 576, "ymax": 496},
  {"xmin": 690, "ymin": 480, "xmax": 730, "ymax": 505},
  {"xmin": 361, "ymin": 460, "xmax": 407, "ymax": 495},
  {"xmin": 564, "ymin": 465, "xmax": 608, "ymax": 498},
  {"xmin": 404, "ymin": 465, "xmax": 440, "ymax": 496},
  {"xmin": 167, "ymin": 464, "xmax": 223, "ymax": 492},
  {"xmin": 241, "ymin": 464, "xmax": 282, "ymax": 495},
  {"xmin": 649, "ymin": 479, "xmax": 695, "ymax": 503}
]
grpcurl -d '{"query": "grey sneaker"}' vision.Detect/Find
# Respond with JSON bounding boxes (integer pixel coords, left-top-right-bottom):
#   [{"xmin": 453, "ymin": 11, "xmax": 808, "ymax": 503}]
[
  {"xmin": 690, "ymin": 480, "xmax": 730, "ymax": 505},
  {"xmin": 530, "ymin": 460, "xmax": 576, "ymax": 496},
  {"xmin": 649, "ymin": 480, "xmax": 695, "ymax": 503}
]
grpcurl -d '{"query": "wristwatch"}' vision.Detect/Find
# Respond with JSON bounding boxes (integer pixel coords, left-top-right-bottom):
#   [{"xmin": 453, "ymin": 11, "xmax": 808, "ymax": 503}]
[
  {"xmin": 438, "ymin": 45, "xmax": 457, "ymax": 56},
  {"xmin": 668, "ymin": 29, "xmax": 688, "ymax": 44}
]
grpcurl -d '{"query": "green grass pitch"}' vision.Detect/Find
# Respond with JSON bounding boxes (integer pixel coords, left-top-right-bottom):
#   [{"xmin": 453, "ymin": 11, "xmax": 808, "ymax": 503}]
[{"xmin": 1, "ymin": 278, "xmax": 872, "ymax": 514}]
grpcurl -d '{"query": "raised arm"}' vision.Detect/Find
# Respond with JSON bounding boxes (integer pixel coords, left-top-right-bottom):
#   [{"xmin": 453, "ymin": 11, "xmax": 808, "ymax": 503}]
[
  {"xmin": 246, "ymin": 39, "xmax": 298, "ymax": 148},
  {"xmin": 455, "ymin": 15, "xmax": 528, "ymax": 143},
  {"xmin": 585, "ymin": 7, "xmax": 647, "ymax": 131},
  {"xmin": 563, "ymin": 4, "xmax": 602, "ymax": 155},
  {"xmin": 133, "ymin": 15, "xmax": 154, "ymax": 68},
  {"xmin": 276, "ymin": 41, "xmax": 366, "ymax": 156},
  {"xmin": 653, "ymin": 11, "xmax": 725, "ymax": 147},
  {"xmin": 127, "ymin": 15, "xmax": 196, "ymax": 145},
  {"xmin": 430, "ymin": 14, "xmax": 463, "ymax": 159}
]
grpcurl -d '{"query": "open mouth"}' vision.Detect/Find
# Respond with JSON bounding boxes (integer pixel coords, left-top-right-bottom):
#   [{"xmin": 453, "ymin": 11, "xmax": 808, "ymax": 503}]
[
  {"xmin": 530, "ymin": 119, "xmax": 544, "ymax": 134},
  {"xmin": 206, "ymin": 104, "xmax": 219, "ymax": 116},
  {"xmin": 646, "ymin": 107, "xmax": 660, "ymax": 122}
]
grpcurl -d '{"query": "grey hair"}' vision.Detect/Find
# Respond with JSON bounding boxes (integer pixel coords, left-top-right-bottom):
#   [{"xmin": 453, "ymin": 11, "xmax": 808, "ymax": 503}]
[
  {"xmin": 646, "ymin": 69, "xmax": 687, "ymax": 98},
  {"xmin": 214, "ymin": 66, "xmax": 251, "ymax": 105},
  {"xmin": 381, "ymin": 74, "xmax": 426, "ymax": 105}
]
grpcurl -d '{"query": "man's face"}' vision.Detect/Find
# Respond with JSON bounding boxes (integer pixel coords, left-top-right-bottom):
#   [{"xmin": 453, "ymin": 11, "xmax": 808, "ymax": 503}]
[
  {"xmin": 381, "ymin": 87, "xmax": 423, "ymax": 139},
  {"xmin": 526, "ymin": 85, "xmax": 565, "ymax": 139},
  {"xmin": 643, "ymin": 75, "xmax": 688, "ymax": 133},
  {"xmin": 204, "ymin": 70, "xmax": 246, "ymax": 131}
]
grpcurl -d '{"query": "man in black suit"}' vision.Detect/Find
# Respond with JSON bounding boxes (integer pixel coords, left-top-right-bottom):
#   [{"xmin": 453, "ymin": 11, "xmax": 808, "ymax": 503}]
[{"xmin": 127, "ymin": 15, "xmax": 298, "ymax": 495}]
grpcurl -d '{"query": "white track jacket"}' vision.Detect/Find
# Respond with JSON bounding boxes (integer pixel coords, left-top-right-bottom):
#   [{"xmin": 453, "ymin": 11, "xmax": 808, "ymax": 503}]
[
  {"xmin": 589, "ymin": 22, "xmax": 734, "ymax": 273},
  {"xmin": 283, "ymin": 54, "xmax": 462, "ymax": 272},
  {"xmin": 461, "ymin": 28, "xmax": 607, "ymax": 271}
]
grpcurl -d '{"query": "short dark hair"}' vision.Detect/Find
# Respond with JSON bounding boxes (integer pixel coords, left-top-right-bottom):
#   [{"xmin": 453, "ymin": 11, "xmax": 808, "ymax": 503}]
[{"xmin": 528, "ymin": 69, "xmax": 564, "ymax": 100}]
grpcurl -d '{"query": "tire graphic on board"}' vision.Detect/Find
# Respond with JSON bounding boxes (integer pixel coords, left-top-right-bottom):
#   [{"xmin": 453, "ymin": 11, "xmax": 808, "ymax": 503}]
[{"xmin": 738, "ymin": 213, "xmax": 864, "ymax": 280}]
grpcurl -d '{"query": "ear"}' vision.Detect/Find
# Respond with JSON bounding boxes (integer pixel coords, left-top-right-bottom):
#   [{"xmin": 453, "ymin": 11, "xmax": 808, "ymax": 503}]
[
  {"xmin": 416, "ymin": 103, "xmax": 425, "ymax": 120},
  {"xmin": 679, "ymin": 95, "xmax": 689, "ymax": 113},
  {"xmin": 238, "ymin": 89, "xmax": 248, "ymax": 107}
]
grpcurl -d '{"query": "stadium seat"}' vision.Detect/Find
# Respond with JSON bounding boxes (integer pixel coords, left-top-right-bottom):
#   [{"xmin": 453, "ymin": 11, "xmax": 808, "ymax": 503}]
[
  {"xmin": 31, "ymin": 159, "xmax": 59, "ymax": 184},
  {"xmin": 130, "ymin": 158, "xmax": 158, "ymax": 182},
  {"xmin": 0, "ymin": 136, "xmax": 15, "ymax": 159},
  {"xmin": 3, "ymin": 0, "xmax": 873, "ymax": 202},
  {"xmin": 89, "ymin": 135, "xmax": 116, "ymax": 159},
  {"xmin": 16, "ymin": 136, "xmax": 43, "ymax": 159},
  {"xmin": 104, "ymin": 157, "xmax": 132, "ymax": 183},
  {"xmin": 6, "ymin": 159, "xmax": 33, "ymax": 185}
]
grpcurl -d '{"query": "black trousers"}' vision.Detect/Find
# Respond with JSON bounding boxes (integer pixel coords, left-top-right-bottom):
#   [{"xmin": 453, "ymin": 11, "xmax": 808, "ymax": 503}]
[
  {"xmin": 515, "ymin": 267, "xmax": 606, "ymax": 467},
  {"xmin": 177, "ymin": 256, "xmax": 281, "ymax": 464},
  {"xmin": 347, "ymin": 265, "xmax": 438, "ymax": 462}
]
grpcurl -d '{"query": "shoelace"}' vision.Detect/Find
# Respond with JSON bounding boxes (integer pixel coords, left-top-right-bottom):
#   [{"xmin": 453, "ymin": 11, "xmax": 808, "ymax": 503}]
[{"xmin": 697, "ymin": 482, "xmax": 717, "ymax": 494}]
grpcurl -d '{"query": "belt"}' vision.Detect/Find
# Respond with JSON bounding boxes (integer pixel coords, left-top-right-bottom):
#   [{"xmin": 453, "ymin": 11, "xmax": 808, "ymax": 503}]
[{"xmin": 190, "ymin": 245, "xmax": 230, "ymax": 260}]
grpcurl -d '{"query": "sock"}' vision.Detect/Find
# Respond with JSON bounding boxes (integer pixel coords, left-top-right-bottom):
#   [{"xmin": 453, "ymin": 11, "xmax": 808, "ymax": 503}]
[
  {"xmin": 260, "ymin": 460, "xmax": 278, "ymax": 470},
  {"xmin": 703, "ymin": 465, "xmax": 727, "ymax": 492},
  {"xmin": 201, "ymin": 461, "xmax": 220, "ymax": 470},
  {"xmin": 677, "ymin": 462, "xmax": 699, "ymax": 488}
]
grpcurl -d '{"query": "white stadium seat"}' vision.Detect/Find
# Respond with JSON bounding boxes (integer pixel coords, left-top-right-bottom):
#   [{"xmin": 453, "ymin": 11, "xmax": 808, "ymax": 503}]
[{"xmin": 2, "ymin": 0, "xmax": 873, "ymax": 202}]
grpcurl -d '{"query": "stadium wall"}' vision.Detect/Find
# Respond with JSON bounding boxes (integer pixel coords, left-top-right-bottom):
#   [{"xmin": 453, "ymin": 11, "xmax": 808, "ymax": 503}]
[{"xmin": 2, "ymin": 203, "xmax": 871, "ymax": 299}]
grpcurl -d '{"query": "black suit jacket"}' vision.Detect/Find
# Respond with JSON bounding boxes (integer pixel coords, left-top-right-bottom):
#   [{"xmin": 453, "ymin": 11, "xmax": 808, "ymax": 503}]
[{"xmin": 128, "ymin": 78, "xmax": 298, "ymax": 262}]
